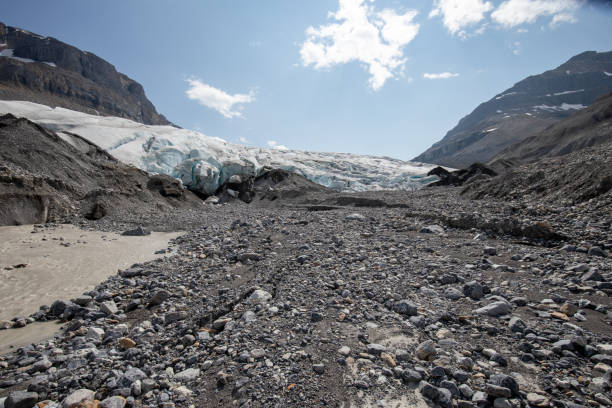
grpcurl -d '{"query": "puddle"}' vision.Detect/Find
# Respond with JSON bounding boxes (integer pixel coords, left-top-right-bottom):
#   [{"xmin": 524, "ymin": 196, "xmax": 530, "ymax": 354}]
[{"xmin": 0, "ymin": 321, "xmax": 63, "ymax": 355}]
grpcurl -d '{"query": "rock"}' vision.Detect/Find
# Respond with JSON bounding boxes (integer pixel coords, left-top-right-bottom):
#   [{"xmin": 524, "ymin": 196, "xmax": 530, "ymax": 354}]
[
  {"xmin": 49, "ymin": 299, "xmax": 71, "ymax": 317},
  {"xmin": 121, "ymin": 227, "xmax": 151, "ymax": 236},
  {"xmin": 175, "ymin": 368, "xmax": 200, "ymax": 382},
  {"xmin": 459, "ymin": 384, "xmax": 474, "ymax": 398},
  {"xmin": 74, "ymin": 295, "xmax": 93, "ymax": 306},
  {"xmin": 165, "ymin": 311, "xmax": 187, "ymax": 324},
  {"xmin": 119, "ymin": 337, "xmax": 136, "ymax": 350},
  {"xmin": 581, "ymin": 270, "xmax": 604, "ymax": 282},
  {"xmin": 484, "ymin": 246, "xmax": 498, "ymax": 256},
  {"xmin": 493, "ymin": 398, "xmax": 512, "ymax": 408},
  {"xmin": 444, "ymin": 287, "xmax": 463, "ymax": 300},
  {"xmin": 248, "ymin": 289, "xmax": 272, "ymax": 303},
  {"xmin": 61, "ymin": 389, "xmax": 95, "ymax": 408},
  {"xmin": 588, "ymin": 246, "xmax": 608, "ymax": 257},
  {"xmin": 99, "ymin": 396, "xmax": 127, "ymax": 408},
  {"xmin": 418, "ymin": 381, "xmax": 440, "ymax": 400},
  {"xmin": 149, "ymin": 289, "xmax": 171, "ymax": 306},
  {"xmin": 5, "ymin": 391, "xmax": 38, "ymax": 408},
  {"xmin": 474, "ymin": 301, "xmax": 511, "ymax": 317},
  {"xmin": 237, "ymin": 252, "xmax": 262, "ymax": 262},
  {"xmin": 312, "ymin": 364, "xmax": 325, "ymax": 374},
  {"xmin": 596, "ymin": 344, "xmax": 612, "ymax": 355},
  {"xmin": 463, "ymin": 281, "xmax": 484, "ymax": 300},
  {"xmin": 415, "ymin": 340, "xmax": 436, "ymax": 360},
  {"xmin": 420, "ymin": 225, "xmax": 444, "ymax": 234},
  {"xmin": 393, "ymin": 299, "xmax": 417, "ymax": 316},
  {"xmin": 489, "ymin": 374, "xmax": 519, "ymax": 397},
  {"xmin": 486, "ymin": 383, "xmax": 512, "ymax": 398},
  {"xmin": 526, "ymin": 393, "xmax": 550, "ymax": 407},
  {"xmin": 100, "ymin": 300, "xmax": 119, "ymax": 315},
  {"xmin": 338, "ymin": 346, "xmax": 350, "ymax": 356},
  {"xmin": 560, "ymin": 302, "xmax": 577, "ymax": 316},
  {"xmin": 366, "ymin": 343, "xmax": 387, "ymax": 355},
  {"xmin": 508, "ymin": 316, "xmax": 526, "ymax": 332},
  {"xmin": 118, "ymin": 368, "xmax": 146, "ymax": 387},
  {"xmin": 380, "ymin": 353, "xmax": 396, "ymax": 367},
  {"xmin": 402, "ymin": 369, "xmax": 423, "ymax": 382}
]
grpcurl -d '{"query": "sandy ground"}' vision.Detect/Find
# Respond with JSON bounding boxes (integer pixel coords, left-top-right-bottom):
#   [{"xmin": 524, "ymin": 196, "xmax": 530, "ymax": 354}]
[{"xmin": 0, "ymin": 224, "xmax": 181, "ymax": 321}]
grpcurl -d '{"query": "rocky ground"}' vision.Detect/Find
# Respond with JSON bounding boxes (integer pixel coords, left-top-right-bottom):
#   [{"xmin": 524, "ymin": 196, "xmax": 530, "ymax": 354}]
[{"xmin": 0, "ymin": 178, "xmax": 610, "ymax": 408}]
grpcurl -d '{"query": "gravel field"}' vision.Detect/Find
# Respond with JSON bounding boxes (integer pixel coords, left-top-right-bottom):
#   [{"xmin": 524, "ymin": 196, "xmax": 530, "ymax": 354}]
[{"xmin": 0, "ymin": 180, "xmax": 610, "ymax": 408}]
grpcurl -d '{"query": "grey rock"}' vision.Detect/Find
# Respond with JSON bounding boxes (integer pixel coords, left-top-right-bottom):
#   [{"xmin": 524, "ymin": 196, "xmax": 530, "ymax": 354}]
[
  {"xmin": 418, "ymin": 380, "xmax": 440, "ymax": 400},
  {"xmin": 149, "ymin": 289, "xmax": 171, "ymax": 306},
  {"xmin": 100, "ymin": 300, "xmax": 119, "ymax": 315},
  {"xmin": 5, "ymin": 391, "xmax": 38, "ymax": 408},
  {"xmin": 62, "ymin": 389, "xmax": 95, "ymax": 408},
  {"xmin": 99, "ymin": 396, "xmax": 127, "ymax": 408},
  {"xmin": 463, "ymin": 281, "xmax": 484, "ymax": 300},
  {"xmin": 248, "ymin": 289, "xmax": 272, "ymax": 303},
  {"xmin": 175, "ymin": 368, "xmax": 200, "ymax": 382},
  {"xmin": 393, "ymin": 299, "xmax": 417, "ymax": 316},
  {"xmin": 474, "ymin": 301, "xmax": 511, "ymax": 317}
]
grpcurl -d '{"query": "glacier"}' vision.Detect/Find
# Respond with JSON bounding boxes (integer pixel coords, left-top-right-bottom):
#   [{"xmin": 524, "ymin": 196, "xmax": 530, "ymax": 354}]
[{"xmin": 0, "ymin": 100, "xmax": 440, "ymax": 194}]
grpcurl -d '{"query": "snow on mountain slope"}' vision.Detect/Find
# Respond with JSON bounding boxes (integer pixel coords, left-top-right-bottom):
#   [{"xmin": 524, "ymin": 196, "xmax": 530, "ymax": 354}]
[{"xmin": 0, "ymin": 100, "xmax": 439, "ymax": 194}]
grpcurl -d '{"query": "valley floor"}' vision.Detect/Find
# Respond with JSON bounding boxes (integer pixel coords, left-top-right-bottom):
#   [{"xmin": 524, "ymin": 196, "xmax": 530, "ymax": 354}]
[{"xmin": 0, "ymin": 186, "xmax": 610, "ymax": 408}]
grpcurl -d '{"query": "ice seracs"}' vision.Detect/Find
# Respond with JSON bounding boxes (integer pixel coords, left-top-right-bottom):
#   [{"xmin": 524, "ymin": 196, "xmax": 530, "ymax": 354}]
[{"xmin": 0, "ymin": 100, "xmax": 439, "ymax": 195}]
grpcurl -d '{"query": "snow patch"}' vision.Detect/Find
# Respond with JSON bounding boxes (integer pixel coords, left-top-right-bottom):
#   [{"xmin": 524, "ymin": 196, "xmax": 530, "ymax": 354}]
[
  {"xmin": 0, "ymin": 48, "xmax": 55, "ymax": 66},
  {"xmin": 495, "ymin": 92, "xmax": 516, "ymax": 100},
  {"xmin": 552, "ymin": 89, "xmax": 584, "ymax": 96},
  {"xmin": 533, "ymin": 103, "xmax": 586, "ymax": 112},
  {"xmin": 604, "ymin": 72, "xmax": 612, "ymax": 76},
  {"xmin": 525, "ymin": 112, "xmax": 532, "ymax": 116},
  {"xmin": 0, "ymin": 100, "xmax": 440, "ymax": 194},
  {"xmin": 484, "ymin": 128, "xmax": 498, "ymax": 133}
]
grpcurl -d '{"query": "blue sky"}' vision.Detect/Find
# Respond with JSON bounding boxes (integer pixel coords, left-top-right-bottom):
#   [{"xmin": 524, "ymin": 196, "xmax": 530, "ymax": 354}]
[{"xmin": 3, "ymin": 0, "xmax": 612, "ymax": 160}]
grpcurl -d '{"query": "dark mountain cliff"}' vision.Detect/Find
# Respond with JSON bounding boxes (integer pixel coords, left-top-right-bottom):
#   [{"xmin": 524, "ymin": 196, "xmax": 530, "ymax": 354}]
[
  {"xmin": 0, "ymin": 22, "xmax": 170, "ymax": 125},
  {"xmin": 414, "ymin": 51, "xmax": 612, "ymax": 168}
]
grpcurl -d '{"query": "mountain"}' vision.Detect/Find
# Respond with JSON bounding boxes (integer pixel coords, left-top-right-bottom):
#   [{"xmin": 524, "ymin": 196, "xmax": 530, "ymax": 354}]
[
  {"xmin": 414, "ymin": 51, "xmax": 612, "ymax": 168},
  {"xmin": 493, "ymin": 91, "xmax": 612, "ymax": 162},
  {"xmin": 0, "ymin": 113, "xmax": 201, "ymax": 226},
  {"xmin": 0, "ymin": 22, "xmax": 170, "ymax": 125},
  {"xmin": 0, "ymin": 100, "xmax": 439, "ymax": 195}
]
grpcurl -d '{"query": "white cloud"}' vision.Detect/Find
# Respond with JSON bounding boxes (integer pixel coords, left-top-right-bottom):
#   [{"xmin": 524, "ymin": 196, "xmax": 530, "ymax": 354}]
[
  {"xmin": 239, "ymin": 136, "xmax": 248, "ymax": 143},
  {"xmin": 491, "ymin": 0, "xmax": 581, "ymax": 28},
  {"xmin": 185, "ymin": 79, "xmax": 254, "ymax": 118},
  {"xmin": 267, "ymin": 140, "xmax": 288, "ymax": 150},
  {"xmin": 300, "ymin": 0, "xmax": 420, "ymax": 91},
  {"xmin": 423, "ymin": 72, "xmax": 459, "ymax": 79},
  {"xmin": 429, "ymin": 0, "xmax": 493, "ymax": 37},
  {"xmin": 512, "ymin": 41, "xmax": 521, "ymax": 55}
]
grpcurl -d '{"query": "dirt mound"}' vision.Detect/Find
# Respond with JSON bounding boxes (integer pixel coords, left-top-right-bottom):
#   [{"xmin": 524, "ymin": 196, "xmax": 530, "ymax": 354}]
[
  {"xmin": 215, "ymin": 168, "xmax": 331, "ymax": 204},
  {"xmin": 462, "ymin": 141, "xmax": 612, "ymax": 205},
  {"xmin": 0, "ymin": 114, "xmax": 201, "ymax": 225},
  {"xmin": 429, "ymin": 163, "xmax": 497, "ymax": 187}
]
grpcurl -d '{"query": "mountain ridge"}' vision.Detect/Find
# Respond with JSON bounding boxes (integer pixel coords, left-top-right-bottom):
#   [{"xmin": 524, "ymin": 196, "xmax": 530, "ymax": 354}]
[
  {"xmin": 414, "ymin": 50, "xmax": 612, "ymax": 167},
  {"xmin": 0, "ymin": 22, "xmax": 170, "ymax": 126}
]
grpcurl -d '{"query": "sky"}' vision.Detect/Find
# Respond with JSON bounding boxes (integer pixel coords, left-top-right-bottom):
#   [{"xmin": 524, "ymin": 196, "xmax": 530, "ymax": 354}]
[{"xmin": 2, "ymin": 0, "xmax": 612, "ymax": 160}]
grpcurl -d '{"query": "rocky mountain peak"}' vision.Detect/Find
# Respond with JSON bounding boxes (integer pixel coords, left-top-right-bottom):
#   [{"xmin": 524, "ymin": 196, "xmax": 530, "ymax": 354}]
[{"xmin": 414, "ymin": 50, "xmax": 612, "ymax": 168}]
